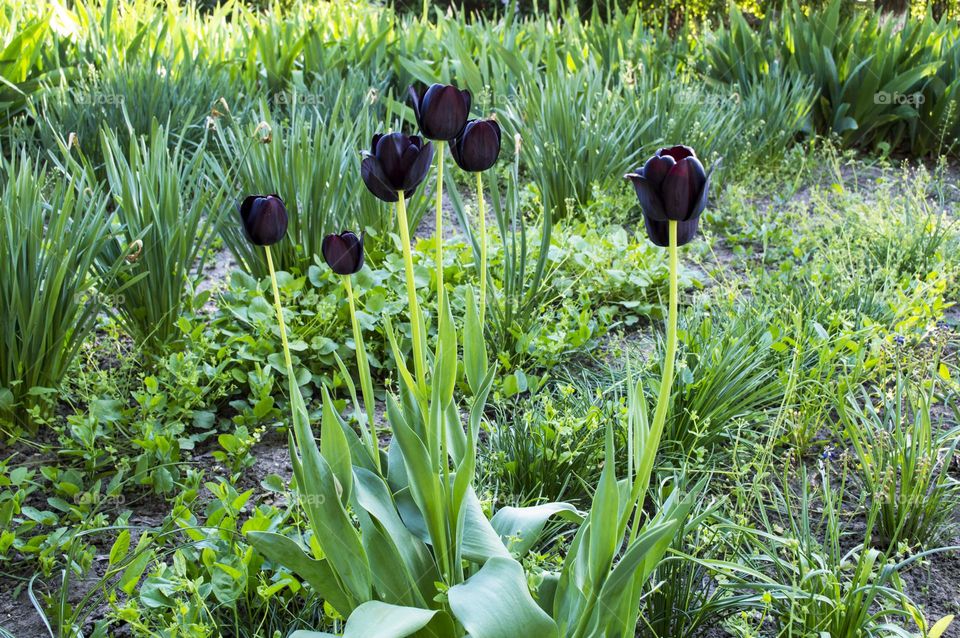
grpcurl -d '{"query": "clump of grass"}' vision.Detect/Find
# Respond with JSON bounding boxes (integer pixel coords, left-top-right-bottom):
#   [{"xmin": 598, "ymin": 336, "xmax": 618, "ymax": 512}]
[
  {"xmin": 654, "ymin": 300, "xmax": 787, "ymax": 456},
  {"xmin": 480, "ymin": 379, "xmax": 615, "ymax": 506},
  {"xmin": 839, "ymin": 372, "xmax": 960, "ymax": 550},
  {"xmin": 56, "ymin": 122, "xmax": 228, "ymax": 352},
  {"xmin": 0, "ymin": 152, "xmax": 129, "ymax": 430}
]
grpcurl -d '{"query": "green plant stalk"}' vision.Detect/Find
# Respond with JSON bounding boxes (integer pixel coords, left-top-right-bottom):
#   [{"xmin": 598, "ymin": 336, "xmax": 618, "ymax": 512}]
[
  {"xmin": 396, "ymin": 190, "xmax": 427, "ymax": 392},
  {"xmin": 264, "ymin": 246, "xmax": 293, "ymax": 378},
  {"xmin": 476, "ymin": 170, "xmax": 487, "ymax": 323},
  {"xmin": 343, "ymin": 274, "xmax": 379, "ymax": 472},
  {"xmin": 649, "ymin": 221, "xmax": 679, "ymax": 452},
  {"xmin": 627, "ymin": 220, "xmax": 679, "ymax": 548},
  {"xmin": 435, "ymin": 141, "xmax": 445, "ymax": 307}
]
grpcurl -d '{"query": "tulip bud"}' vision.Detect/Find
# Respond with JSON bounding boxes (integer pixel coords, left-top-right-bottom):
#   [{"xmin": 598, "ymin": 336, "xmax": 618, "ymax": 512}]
[
  {"xmin": 361, "ymin": 132, "xmax": 435, "ymax": 203},
  {"xmin": 322, "ymin": 231, "xmax": 364, "ymax": 275},
  {"xmin": 408, "ymin": 84, "xmax": 471, "ymax": 141},
  {"xmin": 625, "ymin": 145, "xmax": 714, "ymax": 247},
  {"xmin": 450, "ymin": 119, "xmax": 501, "ymax": 172},
  {"xmin": 239, "ymin": 194, "xmax": 287, "ymax": 246}
]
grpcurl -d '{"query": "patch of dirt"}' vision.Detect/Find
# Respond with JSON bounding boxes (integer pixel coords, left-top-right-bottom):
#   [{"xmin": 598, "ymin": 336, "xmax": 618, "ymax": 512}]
[{"xmin": 196, "ymin": 247, "xmax": 237, "ymax": 313}]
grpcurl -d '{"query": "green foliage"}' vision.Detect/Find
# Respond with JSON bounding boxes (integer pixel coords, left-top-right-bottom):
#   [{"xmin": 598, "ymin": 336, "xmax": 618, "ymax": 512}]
[
  {"xmin": 0, "ymin": 152, "xmax": 129, "ymax": 429},
  {"xmin": 208, "ymin": 89, "xmax": 419, "ymax": 277},
  {"xmin": 725, "ymin": 464, "xmax": 937, "ymax": 637},
  {"xmin": 706, "ymin": 0, "xmax": 960, "ymax": 156},
  {"xmin": 482, "ymin": 382, "xmax": 614, "ymax": 505},
  {"xmin": 57, "ymin": 123, "xmax": 227, "ymax": 351},
  {"xmin": 840, "ymin": 373, "xmax": 960, "ymax": 549}
]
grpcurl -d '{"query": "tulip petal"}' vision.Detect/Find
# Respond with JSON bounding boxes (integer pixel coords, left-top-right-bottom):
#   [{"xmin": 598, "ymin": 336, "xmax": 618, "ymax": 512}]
[
  {"xmin": 642, "ymin": 154, "xmax": 675, "ymax": 187},
  {"xmin": 453, "ymin": 120, "xmax": 501, "ymax": 172},
  {"xmin": 661, "ymin": 157, "xmax": 707, "ymax": 221},
  {"xmin": 658, "ymin": 145, "xmax": 696, "ymax": 162},
  {"xmin": 361, "ymin": 155, "xmax": 399, "ymax": 203},
  {"xmin": 625, "ymin": 172, "xmax": 668, "ymax": 221},
  {"xmin": 401, "ymin": 140, "xmax": 435, "ymax": 192},
  {"xmin": 642, "ymin": 214, "xmax": 699, "ymax": 248},
  {"xmin": 375, "ymin": 133, "xmax": 407, "ymax": 189},
  {"xmin": 419, "ymin": 84, "xmax": 470, "ymax": 140},
  {"xmin": 690, "ymin": 168, "xmax": 713, "ymax": 220},
  {"xmin": 238, "ymin": 195, "xmax": 258, "ymax": 225}
]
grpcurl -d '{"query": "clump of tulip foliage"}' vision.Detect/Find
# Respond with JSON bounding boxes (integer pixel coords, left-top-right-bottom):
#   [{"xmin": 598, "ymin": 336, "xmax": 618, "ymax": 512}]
[{"xmin": 238, "ymin": 81, "xmax": 714, "ymax": 636}]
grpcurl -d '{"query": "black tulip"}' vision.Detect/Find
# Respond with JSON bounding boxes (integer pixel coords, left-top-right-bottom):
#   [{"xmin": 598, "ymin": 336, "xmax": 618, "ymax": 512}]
[
  {"xmin": 322, "ymin": 231, "xmax": 364, "ymax": 275},
  {"xmin": 408, "ymin": 84, "xmax": 471, "ymax": 141},
  {"xmin": 361, "ymin": 133, "xmax": 435, "ymax": 203},
  {"xmin": 625, "ymin": 145, "xmax": 713, "ymax": 247},
  {"xmin": 239, "ymin": 194, "xmax": 287, "ymax": 246},
  {"xmin": 450, "ymin": 119, "xmax": 501, "ymax": 172}
]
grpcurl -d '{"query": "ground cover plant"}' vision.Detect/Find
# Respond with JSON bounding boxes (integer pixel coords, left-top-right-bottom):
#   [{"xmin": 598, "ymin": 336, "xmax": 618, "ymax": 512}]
[{"xmin": 1, "ymin": 0, "xmax": 960, "ymax": 637}]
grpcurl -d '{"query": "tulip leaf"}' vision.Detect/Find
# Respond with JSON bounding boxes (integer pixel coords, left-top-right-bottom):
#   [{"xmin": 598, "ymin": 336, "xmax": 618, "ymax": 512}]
[
  {"xmin": 353, "ymin": 468, "xmax": 437, "ymax": 604},
  {"xmin": 288, "ymin": 380, "xmax": 371, "ymax": 604},
  {"xmin": 307, "ymin": 600, "xmax": 452, "ymax": 638},
  {"xmin": 449, "ymin": 557, "xmax": 558, "ymax": 638},
  {"xmin": 247, "ymin": 531, "xmax": 352, "ymax": 618},
  {"xmin": 490, "ymin": 503, "xmax": 584, "ymax": 557},
  {"xmin": 463, "ymin": 286, "xmax": 487, "ymax": 396},
  {"xmin": 320, "ymin": 386, "xmax": 353, "ymax": 506}
]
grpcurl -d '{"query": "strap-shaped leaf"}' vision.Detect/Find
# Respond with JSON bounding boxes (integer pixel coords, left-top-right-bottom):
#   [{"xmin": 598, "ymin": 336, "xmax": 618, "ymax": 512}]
[
  {"xmin": 353, "ymin": 468, "xmax": 438, "ymax": 605},
  {"xmin": 460, "ymin": 487, "xmax": 511, "ymax": 562},
  {"xmin": 462, "ymin": 286, "xmax": 487, "ymax": 396},
  {"xmin": 247, "ymin": 531, "xmax": 351, "ymax": 618},
  {"xmin": 490, "ymin": 503, "xmax": 584, "ymax": 556},
  {"xmin": 291, "ymin": 600, "xmax": 454, "ymax": 638},
  {"xmin": 289, "ymin": 382, "xmax": 371, "ymax": 604},
  {"xmin": 449, "ymin": 557, "xmax": 558, "ymax": 638},
  {"xmin": 320, "ymin": 386, "xmax": 353, "ymax": 507}
]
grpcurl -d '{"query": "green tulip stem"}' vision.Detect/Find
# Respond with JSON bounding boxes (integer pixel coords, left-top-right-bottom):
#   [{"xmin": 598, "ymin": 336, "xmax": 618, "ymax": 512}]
[
  {"xmin": 343, "ymin": 274, "xmax": 379, "ymax": 471},
  {"xmin": 264, "ymin": 246, "xmax": 294, "ymax": 380},
  {"xmin": 435, "ymin": 140, "xmax": 445, "ymax": 308},
  {"xmin": 476, "ymin": 170, "xmax": 487, "ymax": 324},
  {"xmin": 649, "ymin": 220, "xmax": 679, "ymax": 460},
  {"xmin": 396, "ymin": 190, "xmax": 427, "ymax": 392}
]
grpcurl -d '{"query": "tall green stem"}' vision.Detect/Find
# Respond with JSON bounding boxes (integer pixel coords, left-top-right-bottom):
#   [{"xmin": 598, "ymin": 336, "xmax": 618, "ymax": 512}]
[
  {"xmin": 396, "ymin": 191, "xmax": 427, "ymax": 391},
  {"xmin": 435, "ymin": 141, "xmax": 445, "ymax": 308},
  {"xmin": 628, "ymin": 221, "xmax": 679, "ymax": 548},
  {"xmin": 264, "ymin": 246, "xmax": 293, "ymax": 378},
  {"xmin": 476, "ymin": 170, "xmax": 487, "ymax": 324},
  {"xmin": 650, "ymin": 220, "xmax": 679, "ymax": 437},
  {"xmin": 344, "ymin": 275, "xmax": 379, "ymax": 471}
]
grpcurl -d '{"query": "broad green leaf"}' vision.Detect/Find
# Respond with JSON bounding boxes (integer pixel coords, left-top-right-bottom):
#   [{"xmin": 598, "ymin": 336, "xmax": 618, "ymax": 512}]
[
  {"xmin": 108, "ymin": 529, "xmax": 130, "ymax": 566},
  {"xmin": 293, "ymin": 600, "xmax": 453, "ymax": 638},
  {"xmin": 247, "ymin": 531, "xmax": 352, "ymax": 617},
  {"xmin": 491, "ymin": 503, "xmax": 583, "ymax": 556},
  {"xmin": 449, "ymin": 557, "xmax": 558, "ymax": 638},
  {"xmin": 463, "ymin": 285, "xmax": 487, "ymax": 396}
]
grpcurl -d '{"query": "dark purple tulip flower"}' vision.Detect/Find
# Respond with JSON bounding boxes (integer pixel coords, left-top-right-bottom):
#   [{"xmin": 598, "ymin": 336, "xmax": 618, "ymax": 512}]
[
  {"xmin": 361, "ymin": 133, "xmax": 435, "ymax": 203},
  {"xmin": 450, "ymin": 119, "xmax": 501, "ymax": 172},
  {"xmin": 408, "ymin": 84, "xmax": 471, "ymax": 141},
  {"xmin": 322, "ymin": 231, "xmax": 364, "ymax": 275},
  {"xmin": 625, "ymin": 145, "xmax": 713, "ymax": 247},
  {"xmin": 239, "ymin": 194, "xmax": 287, "ymax": 246}
]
